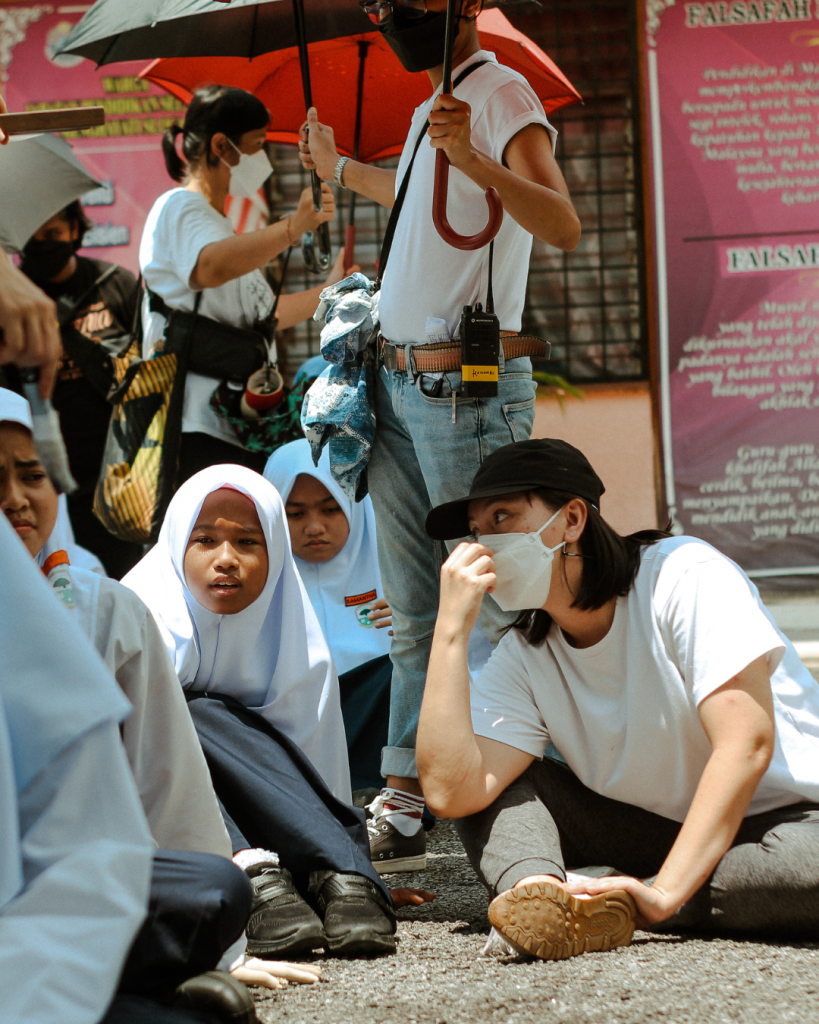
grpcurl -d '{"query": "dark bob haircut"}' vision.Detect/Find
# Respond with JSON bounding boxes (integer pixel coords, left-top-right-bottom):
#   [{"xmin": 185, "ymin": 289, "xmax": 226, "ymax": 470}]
[
  {"xmin": 162, "ymin": 85, "xmax": 270, "ymax": 183},
  {"xmin": 511, "ymin": 488, "xmax": 672, "ymax": 647}
]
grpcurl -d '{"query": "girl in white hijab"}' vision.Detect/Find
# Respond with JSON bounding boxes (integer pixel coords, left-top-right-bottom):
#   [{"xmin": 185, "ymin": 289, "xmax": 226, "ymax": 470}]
[
  {"xmin": 0, "ymin": 386, "xmax": 231, "ymax": 857},
  {"xmin": 264, "ymin": 440, "xmax": 392, "ymax": 792},
  {"xmin": 123, "ymin": 465, "xmax": 397, "ymax": 958}
]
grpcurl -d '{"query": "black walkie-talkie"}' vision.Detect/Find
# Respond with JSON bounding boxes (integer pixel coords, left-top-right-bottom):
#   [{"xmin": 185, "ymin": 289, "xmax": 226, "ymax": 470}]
[
  {"xmin": 460, "ymin": 240, "xmax": 500, "ymax": 398},
  {"xmin": 460, "ymin": 302, "xmax": 500, "ymax": 398}
]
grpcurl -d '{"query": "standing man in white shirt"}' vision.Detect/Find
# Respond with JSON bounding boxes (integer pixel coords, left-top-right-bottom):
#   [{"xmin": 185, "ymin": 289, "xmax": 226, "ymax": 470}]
[
  {"xmin": 300, "ymin": 0, "xmax": 580, "ymax": 870},
  {"xmin": 416, "ymin": 438, "xmax": 819, "ymax": 959}
]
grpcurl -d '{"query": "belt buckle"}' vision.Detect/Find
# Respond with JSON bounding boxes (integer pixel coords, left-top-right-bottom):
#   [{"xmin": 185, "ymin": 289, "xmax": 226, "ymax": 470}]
[{"xmin": 382, "ymin": 341, "xmax": 398, "ymax": 372}]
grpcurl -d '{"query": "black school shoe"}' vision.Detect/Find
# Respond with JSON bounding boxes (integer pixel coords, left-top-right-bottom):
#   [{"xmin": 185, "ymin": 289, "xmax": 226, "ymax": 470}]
[
  {"xmin": 245, "ymin": 863, "xmax": 326, "ymax": 957},
  {"xmin": 311, "ymin": 871, "xmax": 397, "ymax": 956},
  {"xmin": 173, "ymin": 971, "xmax": 258, "ymax": 1024}
]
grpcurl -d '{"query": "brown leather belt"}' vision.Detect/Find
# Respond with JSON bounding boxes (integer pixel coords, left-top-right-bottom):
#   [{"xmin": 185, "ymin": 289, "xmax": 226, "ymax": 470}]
[{"xmin": 380, "ymin": 334, "xmax": 550, "ymax": 374}]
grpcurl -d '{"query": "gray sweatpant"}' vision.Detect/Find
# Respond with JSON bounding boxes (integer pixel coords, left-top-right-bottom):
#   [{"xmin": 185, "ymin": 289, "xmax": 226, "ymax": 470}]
[{"xmin": 454, "ymin": 757, "xmax": 819, "ymax": 939}]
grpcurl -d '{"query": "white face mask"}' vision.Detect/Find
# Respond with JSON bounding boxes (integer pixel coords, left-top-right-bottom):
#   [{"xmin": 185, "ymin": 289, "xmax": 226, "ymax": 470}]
[
  {"xmin": 477, "ymin": 506, "xmax": 565, "ymax": 612},
  {"xmin": 222, "ymin": 139, "xmax": 272, "ymax": 198}
]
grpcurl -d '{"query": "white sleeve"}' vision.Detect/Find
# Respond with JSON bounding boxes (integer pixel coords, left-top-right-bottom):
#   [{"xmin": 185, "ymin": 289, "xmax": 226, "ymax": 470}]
[
  {"xmin": 656, "ymin": 551, "xmax": 786, "ymax": 706},
  {"xmin": 0, "ymin": 721, "xmax": 153, "ymax": 1024},
  {"xmin": 107, "ymin": 588, "xmax": 233, "ymax": 858},
  {"xmin": 482, "ymin": 79, "xmax": 557, "ymax": 161},
  {"xmin": 470, "ymin": 630, "xmax": 551, "ymax": 758},
  {"xmin": 156, "ymin": 193, "xmax": 229, "ymax": 291}
]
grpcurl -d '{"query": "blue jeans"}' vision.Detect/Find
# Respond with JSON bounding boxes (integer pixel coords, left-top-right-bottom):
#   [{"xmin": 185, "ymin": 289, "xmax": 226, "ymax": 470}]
[{"xmin": 367, "ymin": 357, "xmax": 537, "ymax": 780}]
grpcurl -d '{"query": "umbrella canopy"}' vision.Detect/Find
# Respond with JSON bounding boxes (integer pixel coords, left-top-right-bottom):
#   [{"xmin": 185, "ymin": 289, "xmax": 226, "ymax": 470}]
[
  {"xmin": 142, "ymin": 10, "xmax": 580, "ymax": 163},
  {"xmin": 0, "ymin": 135, "xmax": 100, "ymax": 254},
  {"xmin": 57, "ymin": 0, "xmax": 365, "ymax": 65}
]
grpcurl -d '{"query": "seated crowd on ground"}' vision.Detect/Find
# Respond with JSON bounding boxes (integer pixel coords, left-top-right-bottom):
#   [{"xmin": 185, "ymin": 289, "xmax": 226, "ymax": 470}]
[{"xmin": 2, "ymin": 47, "xmax": 819, "ymax": 1024}]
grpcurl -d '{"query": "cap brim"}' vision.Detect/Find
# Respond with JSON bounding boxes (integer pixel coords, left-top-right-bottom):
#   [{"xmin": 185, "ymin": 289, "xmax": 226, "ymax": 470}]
[{"xmin": 425, "ymin": 483, "xmax": 536, "ymax": 540}]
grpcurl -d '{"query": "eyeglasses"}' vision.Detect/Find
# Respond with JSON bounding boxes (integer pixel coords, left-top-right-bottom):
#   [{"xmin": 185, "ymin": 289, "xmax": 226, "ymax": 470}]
[{"xmin": 358, "ymin": 0, "xmax": 428, "ymax": 25}]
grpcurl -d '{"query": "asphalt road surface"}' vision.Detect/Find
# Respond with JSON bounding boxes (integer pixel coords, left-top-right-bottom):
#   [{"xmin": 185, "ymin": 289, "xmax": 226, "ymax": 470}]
[{"xmin": 252, "ymin": 821, "xmax": 819, "ymax": 1024}]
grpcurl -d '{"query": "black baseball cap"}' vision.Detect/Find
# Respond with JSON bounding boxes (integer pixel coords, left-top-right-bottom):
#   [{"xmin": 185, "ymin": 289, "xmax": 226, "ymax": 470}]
[{"xmin": 425, "ymin": 439, "xmax": 605, "ymax": 540}]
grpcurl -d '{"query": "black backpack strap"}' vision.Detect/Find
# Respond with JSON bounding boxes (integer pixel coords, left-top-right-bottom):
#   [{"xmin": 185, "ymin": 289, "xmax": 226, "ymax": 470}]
[
  {"xmin": 376, "ymin": 59, "xmax": 489, "ymax": 287},
  {"xmin": 147, "ymin": 286, "xmax": 172, "ymax": 318}
]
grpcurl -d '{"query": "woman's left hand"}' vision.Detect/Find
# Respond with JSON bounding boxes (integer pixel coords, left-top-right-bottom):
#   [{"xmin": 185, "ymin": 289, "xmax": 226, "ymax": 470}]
[
  {"xmin": 564, "ymin": 875, "xmax": 676, "ymax": 928},
  {"xmin": 231, "ymin": 958, "xmax": 322, "ymax": 990},
  {"xmin": 390, "ymin": 886, "xmax": 436, "ymax": 908},
  {"xmin": 292, "ymin": 183, "xmax": 336, "ymax": 236},
  {"xmin": 369, "ymin": 597, "xmax": 392, "ymax": 634}
]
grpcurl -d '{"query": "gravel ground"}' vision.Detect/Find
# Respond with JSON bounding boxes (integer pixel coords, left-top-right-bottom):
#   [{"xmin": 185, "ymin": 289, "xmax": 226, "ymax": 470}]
[{"xmin": 251, "ymin": 821, "xmax": 819, "ymax": 1024}]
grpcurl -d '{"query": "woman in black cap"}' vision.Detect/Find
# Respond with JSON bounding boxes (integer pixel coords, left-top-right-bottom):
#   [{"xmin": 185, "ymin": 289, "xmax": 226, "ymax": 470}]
[{"xmin": 417, "ymin": 437, "xmax": 819, "ymax": 960}]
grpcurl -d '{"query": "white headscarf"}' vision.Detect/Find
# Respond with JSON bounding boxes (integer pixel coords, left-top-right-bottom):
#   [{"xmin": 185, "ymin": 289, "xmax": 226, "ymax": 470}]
[
  {"xmin": 122, "ymin": 465, "xmax": 351, "ymax": 804},
  {"xmin": 0, "ymin": 388, "xmax": 105, "ymax": 576},
  {"xmin": 264, "ymin": 440, "xmax": 391, "ymax": 677}
]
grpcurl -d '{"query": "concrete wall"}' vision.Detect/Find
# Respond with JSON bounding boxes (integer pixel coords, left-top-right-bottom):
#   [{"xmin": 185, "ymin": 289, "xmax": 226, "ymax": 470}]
[{"xmin": 531, "ymin": 381, "xmax": 659, "ymax": 535}]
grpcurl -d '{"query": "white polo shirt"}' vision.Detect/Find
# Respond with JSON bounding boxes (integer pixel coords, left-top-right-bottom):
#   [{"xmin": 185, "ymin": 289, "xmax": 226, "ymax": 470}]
[
  {"xmin": 378, "ymin": 50, "xmax": 556, "ymax": 343},
  {"xmin": 470, "ymin": 536, "xmax": 819, "ymax": 822}
]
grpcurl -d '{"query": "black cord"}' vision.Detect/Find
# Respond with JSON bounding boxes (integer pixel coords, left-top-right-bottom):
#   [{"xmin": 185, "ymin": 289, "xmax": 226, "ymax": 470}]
[{"xmin": 486, "ymin": 240, "xmax": 495, "ymax": 314}]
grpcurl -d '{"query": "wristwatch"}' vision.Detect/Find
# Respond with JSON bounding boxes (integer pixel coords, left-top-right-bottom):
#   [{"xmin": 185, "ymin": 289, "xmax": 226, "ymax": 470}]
[{"xmin": 334, "ymin": 155, "xmax": 350, "ymax": 188}]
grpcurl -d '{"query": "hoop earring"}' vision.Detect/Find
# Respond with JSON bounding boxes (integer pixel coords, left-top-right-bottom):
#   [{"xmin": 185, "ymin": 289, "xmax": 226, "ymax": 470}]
[{"xmin": 562, "ymin": 544, "xmax": 583, "ymax": 558}]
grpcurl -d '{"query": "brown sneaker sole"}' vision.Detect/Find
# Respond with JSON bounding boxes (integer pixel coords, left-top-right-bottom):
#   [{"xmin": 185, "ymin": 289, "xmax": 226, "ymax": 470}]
[{"xmin": 488, "ymin": 881, "xmax": 636, "ymax": 961}]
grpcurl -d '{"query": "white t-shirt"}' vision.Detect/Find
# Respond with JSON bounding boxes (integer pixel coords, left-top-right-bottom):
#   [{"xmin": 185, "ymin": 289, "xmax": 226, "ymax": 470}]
[
  {"xmin": 139, "ymin": 188, "xmax": 274, "ymax": 445},
  {"xmin": 471, "ymin": 536, "xmax": 819, "ymax": 822},
  {"xmin": 378, "ymin": 50, "xmax": 556, "ymax": 344}
]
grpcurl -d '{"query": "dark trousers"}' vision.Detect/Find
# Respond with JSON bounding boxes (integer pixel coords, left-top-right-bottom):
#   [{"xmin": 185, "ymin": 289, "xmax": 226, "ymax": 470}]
[
  {"xmin": 102, "ymin": 849, "xmax": 252, "ymax": 1023},
  {"xmin": 339, "ymin": 654, "xmax": 392, "ymax": 792},
  {"xmin": 185, "ymin": 692, "xmax": 389, "ymax": 900},
  {"xmin": 455, "ymin": 757, "xmax": 819, "ymax": 940},
  {"xmin": 178, "ymin": 432, "xmax": 266, "ymax": 487}
]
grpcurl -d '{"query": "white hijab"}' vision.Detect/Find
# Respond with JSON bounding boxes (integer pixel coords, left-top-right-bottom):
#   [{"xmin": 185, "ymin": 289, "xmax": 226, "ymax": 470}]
[
  {"xmin": 264, "ymin": 440, "xmax": 391, "ymax": 677},
  {"xmin": 0, "ymin": 388, "xmax": 105, "ymax": 576},
  {"xmin": 122, "ymin": 465, "xmax": 351, "ymax": 803}
]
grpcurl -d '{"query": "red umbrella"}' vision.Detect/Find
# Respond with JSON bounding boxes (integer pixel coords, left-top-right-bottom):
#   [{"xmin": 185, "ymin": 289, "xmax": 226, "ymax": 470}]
[{"xmin": 142, "ymin": 9, "xmax": 580, "ymax": 262}]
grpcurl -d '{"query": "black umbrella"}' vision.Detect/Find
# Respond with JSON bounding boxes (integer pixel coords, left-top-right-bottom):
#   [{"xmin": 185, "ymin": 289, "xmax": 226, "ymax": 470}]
[{"xmin": 57, "ymin": 0, "xmax": 364, "ymax": 65}]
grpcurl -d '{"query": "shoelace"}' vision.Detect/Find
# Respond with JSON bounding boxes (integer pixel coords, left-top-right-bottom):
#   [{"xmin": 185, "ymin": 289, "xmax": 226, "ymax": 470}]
[{"xmin": 365, "ymin": 790, "xmax": 421, "ymax": 840}]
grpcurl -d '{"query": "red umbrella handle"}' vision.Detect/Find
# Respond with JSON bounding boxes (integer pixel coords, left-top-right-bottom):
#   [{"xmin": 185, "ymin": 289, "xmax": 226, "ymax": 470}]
[
  {"xmin": 344, "ymin": 224, "xmax": 356, "ymax": 271},
  {"xmin": 433, "ymin": 149, "xmax": 502, "ymax": 251}
]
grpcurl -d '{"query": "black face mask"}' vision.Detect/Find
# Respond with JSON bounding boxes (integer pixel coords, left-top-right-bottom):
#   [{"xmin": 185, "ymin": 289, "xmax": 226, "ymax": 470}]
[
  {"xmin": 20, "ymin": 238, "xmax": 75, "ymax": 283},
  {"xmin": 379, "ymin": 10, "xmax": 449, "ymax": 74}
]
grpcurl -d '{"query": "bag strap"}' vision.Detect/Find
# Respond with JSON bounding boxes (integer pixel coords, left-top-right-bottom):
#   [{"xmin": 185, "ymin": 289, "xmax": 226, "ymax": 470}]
[
  {"xmin": 376, "ymin": 59, "xmax": 489, "ymax": 287},
  {"xmin": 57, "ymin": 264, "xmax": 118, "ymax": 329}
]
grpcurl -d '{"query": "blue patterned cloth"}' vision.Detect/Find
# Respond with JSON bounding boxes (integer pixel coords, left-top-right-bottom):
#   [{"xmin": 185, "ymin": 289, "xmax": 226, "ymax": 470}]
[{"xmin": 301, "ymin": 274, "xmax": 379, "ymax": 499}]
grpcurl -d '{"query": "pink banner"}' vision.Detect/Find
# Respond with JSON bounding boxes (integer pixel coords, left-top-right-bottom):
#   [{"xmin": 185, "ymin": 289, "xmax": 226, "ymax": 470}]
[
  {"xmin": 643, "ymin": 0, "xmax": 819, "ymax": 576},
  {"xmin": 1, "ymin": 1, "xmax": 185, "ymax": 273}
]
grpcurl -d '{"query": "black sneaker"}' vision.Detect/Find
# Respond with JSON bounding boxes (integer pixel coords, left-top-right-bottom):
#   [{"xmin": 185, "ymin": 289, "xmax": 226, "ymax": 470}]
[
  {"xmin": 245, "ymin": 863, "xmax": 326, "ymax": 957},
  {"xmin": 367, "ymin": 812, "xmax": 426, "ymax": 874},
  {"xmin": 173, "ymin": 971, "xmax": 259, "ymax": 1024},
  {"xmin": 312, "ymin": 871, "xmax": 397, "ymax": 956}
]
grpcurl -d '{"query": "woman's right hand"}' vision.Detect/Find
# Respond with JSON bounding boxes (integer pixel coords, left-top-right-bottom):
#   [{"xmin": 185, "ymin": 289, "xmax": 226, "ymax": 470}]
[
  {"xmin": 437, "ymin": 542, "xmax": 497, "ymax": 639},
  {"xmin": 291, "ymin": 183, "xmax": 336, "ymax": 237}
]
